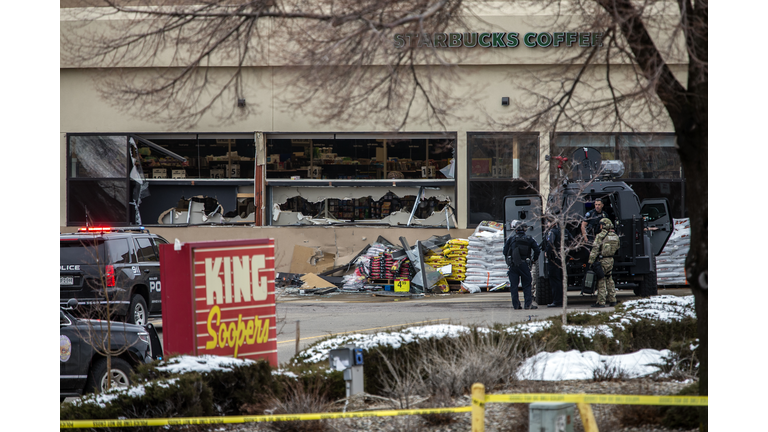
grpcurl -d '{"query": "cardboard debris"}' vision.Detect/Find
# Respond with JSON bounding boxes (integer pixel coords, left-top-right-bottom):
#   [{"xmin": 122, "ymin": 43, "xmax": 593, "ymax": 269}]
[
  {"xmin": 300, "ymin": 273, "xmax": 337, "ymax": 289},
  {"xmin": 290, "ymin": 245, "xmax": 336, "ymax": 274}
]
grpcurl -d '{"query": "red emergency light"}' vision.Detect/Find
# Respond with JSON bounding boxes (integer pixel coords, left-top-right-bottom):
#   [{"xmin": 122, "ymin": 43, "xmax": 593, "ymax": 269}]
[{"xmin": 78, "ymin": 227, "xmax": 113, "ymax": 233}]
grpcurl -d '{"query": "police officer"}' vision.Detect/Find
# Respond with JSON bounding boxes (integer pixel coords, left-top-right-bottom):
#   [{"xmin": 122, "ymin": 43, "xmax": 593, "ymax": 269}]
[
  {"xmin": 588, "ymin": 217, "xmax": 620, "ymax": 308},
  {"xmin": 503, "ymin": 221, "xmax": 540, "ymax": 310},
  {"xmin": 581, "ymin": 197, "xmax": 607, "ymax": 244},
  {"xmin": 542, "ymin": 220, "xmax": 571, "ymax": 308}
]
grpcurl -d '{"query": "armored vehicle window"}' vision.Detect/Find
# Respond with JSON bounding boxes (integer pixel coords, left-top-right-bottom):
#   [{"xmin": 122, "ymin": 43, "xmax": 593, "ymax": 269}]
[
  {"xmin": 60, "ymin": 239, "xmax": 105, "ymax": 265},
  {"xmin": 135, "ymin": 237, "xmax": 158, "ymax": 262},
  {"xmin": 642, "ymin": 203, "xmax": 667, "ymax": 222},
  {"xmin": 106, "ymin": 238, "xmax": 133, "ymax": 264}
]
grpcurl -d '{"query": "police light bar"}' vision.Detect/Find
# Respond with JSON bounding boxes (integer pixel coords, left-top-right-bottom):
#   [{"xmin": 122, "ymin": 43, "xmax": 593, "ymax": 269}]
[{"xmin": 78, "ymin": 227, "xmax": 113, "ymax": 233}]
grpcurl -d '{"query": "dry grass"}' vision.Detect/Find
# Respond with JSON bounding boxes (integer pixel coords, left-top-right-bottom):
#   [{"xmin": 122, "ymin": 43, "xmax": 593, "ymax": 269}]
[
  {"xmin": 243, "ymin": 379, "xmax": 332, "ymax": 432},
  {"xmin": 375, "ymin": 329, "xmax": 545, "ymax": 406}
]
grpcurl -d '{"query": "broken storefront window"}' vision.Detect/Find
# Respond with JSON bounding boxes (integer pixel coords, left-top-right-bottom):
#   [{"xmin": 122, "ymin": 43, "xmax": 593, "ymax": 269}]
[{"xmin": 272, "ymin": 191, "xmax": 456, "ymax": 227}]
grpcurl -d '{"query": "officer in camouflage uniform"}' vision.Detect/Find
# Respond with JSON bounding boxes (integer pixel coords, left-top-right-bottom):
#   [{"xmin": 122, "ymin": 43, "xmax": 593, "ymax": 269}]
[{"xmin": 588, "ymin": 218, "xmax": 620, "ymax": 308}]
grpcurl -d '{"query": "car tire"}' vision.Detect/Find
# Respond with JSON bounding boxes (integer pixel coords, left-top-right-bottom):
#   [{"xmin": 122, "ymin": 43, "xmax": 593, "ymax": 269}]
[
  {"xmin": 128, "ymin": 294, "xmax": 147, "ymax": 326},
  {"xmin": 536, "ymin": 276, "xmax": 553, "ymax": 305},
  {"xmin": 87, "ymin": 357, "xmax": 133, "ymax": 394},
  {"xmin": 634, "ymin": 270, "xmax": 659, "ymax": 297}
]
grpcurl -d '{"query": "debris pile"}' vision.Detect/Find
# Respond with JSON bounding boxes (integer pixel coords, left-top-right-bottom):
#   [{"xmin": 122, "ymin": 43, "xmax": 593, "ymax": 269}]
[
  {"xmin": 341, "ymin": 241, "xmax": 414, "ymax": 291},
  {"xmin": 656, "ymin": 218, "xmax": 690, "ymax": 286},
  {"xmin": 286, "ymin": 225, "xmax": 513, "ymax": 295}
]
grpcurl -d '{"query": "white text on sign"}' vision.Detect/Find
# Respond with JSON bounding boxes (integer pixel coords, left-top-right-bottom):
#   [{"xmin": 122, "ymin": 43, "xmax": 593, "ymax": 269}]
[{"xmin": 205, "ymin": 255, "xmax": 268, "ymax": 305}]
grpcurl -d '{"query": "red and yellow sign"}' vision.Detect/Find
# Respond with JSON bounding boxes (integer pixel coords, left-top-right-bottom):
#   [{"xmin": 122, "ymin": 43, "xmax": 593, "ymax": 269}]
[
  {"xmin": 193, "ymin": 243, "xmax": 276, "ymax": 363},
  {"xmin": 160, "ymin": 239, "xmax": 277, "ymax": 366}
]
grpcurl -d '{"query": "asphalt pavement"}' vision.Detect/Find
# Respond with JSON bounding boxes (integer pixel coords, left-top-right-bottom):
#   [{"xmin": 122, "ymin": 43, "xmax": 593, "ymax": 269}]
[{"xmin": 153, "ymin": 287, "xmax": 691, "ymax": 365}]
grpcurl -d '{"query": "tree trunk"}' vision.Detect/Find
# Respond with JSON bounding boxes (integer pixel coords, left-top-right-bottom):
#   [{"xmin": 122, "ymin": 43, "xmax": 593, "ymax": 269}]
[{"xmin": 676, "ymin": 117, "xmax": 708, "ymax": 431}]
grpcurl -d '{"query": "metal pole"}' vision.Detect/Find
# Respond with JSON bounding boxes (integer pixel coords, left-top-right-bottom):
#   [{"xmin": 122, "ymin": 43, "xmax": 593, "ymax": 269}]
[
  {"xmin": 407, "ymin": 186, "xmax": 424, "ymax": 226},
  {"xmin": 471, "ymin": 383, "xmax": 485, "ymax": 432},
  {"xmin": 576, "ymin": 401, "xmax": 599, "ymax": 432},
  {"xmin": 295, "ymin": 320, "xmax": 300, "ymax": 356}
]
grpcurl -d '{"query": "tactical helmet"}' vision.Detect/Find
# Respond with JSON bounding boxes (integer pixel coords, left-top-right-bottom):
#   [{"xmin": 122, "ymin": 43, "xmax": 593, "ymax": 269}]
[
  {"xmin": 515, "ymin": 222, "xmax": 528, "ymax": 232},
  {"xmin": 599, "ymin": 218, "xmax": 613, "ymax": 230}
]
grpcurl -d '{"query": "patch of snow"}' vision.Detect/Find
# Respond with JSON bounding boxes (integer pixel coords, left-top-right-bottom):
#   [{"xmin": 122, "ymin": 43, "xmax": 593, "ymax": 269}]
[
  {"xmin": 297, "ymin": 324, "xmax": 484, "ymax": 364},
  {"xmin": 155, "ymin": 355, "xmax": 254, "ymax": 374},
  {"xmin": 274, "ymin": 369, "xmax": 298, "ymax": 378},
  {"xmin": 563, "ymin": 324, "xmax": 614, "ymax": 339},
  {"xmin": 618, "ymin": 295, "xmax": 696, "ymax": 321},
  {"xmin": 73, "ymin": 379, "xmax": 178, "ymax": 407},
  {"xmin": 505, "ymin": 320, "xmax": 553, "ymax": 336},
  {"xmin": 516, "ymin": 349, "xmax": 672, "ymax": 381}
]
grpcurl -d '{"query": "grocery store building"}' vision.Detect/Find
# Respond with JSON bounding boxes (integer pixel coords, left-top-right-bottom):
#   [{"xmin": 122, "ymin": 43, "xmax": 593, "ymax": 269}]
[{"xmin": 60, "ymin": 4, "xmax": 686, "ymax": 271}]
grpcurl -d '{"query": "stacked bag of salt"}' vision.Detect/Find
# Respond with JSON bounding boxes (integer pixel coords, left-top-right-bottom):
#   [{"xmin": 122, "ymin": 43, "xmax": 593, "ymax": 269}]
[
  {"xmin": 464, "ymin": 222, "xmax": 509, "ymax": 288},
  {"xmin": 655, "ymin": 218, "xmax": 690, "ymax": 285}
]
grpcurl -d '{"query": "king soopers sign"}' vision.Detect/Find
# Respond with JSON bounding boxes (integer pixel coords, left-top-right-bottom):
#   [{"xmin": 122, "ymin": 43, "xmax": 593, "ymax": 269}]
[{"xmin": 394, "ymin": 32, "xmax": 603, "ymax": 49}]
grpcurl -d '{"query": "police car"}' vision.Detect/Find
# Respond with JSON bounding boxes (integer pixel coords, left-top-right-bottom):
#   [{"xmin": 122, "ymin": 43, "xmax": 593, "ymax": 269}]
[
  {"xmin": 60, "ymin": 227, "xmax": 168, "ymax": 325},
  {"xmin": 60, "ymin": 299, "xmax": 162, "ymax": 402}
]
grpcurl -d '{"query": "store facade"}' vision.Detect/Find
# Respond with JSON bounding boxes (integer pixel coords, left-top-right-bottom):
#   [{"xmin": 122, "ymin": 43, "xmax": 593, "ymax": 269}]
[{"xmin": 60, "ymin": 5, "xmax": 687, "ymax": 265}]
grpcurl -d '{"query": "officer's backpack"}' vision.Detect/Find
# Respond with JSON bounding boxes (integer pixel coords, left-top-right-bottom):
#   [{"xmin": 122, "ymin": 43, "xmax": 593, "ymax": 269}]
[{"xmin": 601, "ymin": 232, "xmax": 620, "ymax": 256}]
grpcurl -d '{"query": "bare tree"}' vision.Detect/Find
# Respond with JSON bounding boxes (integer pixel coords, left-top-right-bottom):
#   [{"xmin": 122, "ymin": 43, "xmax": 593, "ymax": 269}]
[
  {"xmin": 538, "ymin": 155, "xmax": 605, "ymax": 325},
  {"xmin": 65, "ymin": 235, "xmax": 143, "ymax": 393},
  {"xmin": 62, "ymin": 0, "xmax": 707, "ymax": 426}
]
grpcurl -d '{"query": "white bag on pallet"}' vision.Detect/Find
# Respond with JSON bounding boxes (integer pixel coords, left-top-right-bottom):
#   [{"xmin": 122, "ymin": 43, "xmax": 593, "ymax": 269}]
[{"xmin": 656, "ymin": 218, "xmax": 690, "ymax": 285}]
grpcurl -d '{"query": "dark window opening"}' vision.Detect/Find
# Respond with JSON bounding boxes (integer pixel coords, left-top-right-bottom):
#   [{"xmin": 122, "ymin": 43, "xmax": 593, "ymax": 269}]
[
  {"xmin": 467, "ymin": 133, "xmax": 539, "ymax": 226},
  {"xmin": 266, "ymin": 137, "xmax": 456, "ymax": 180}
]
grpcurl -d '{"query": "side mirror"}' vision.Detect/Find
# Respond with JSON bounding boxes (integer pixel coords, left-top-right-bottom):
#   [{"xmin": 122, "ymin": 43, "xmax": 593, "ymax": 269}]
[{"xmin": 67, "ymin": 298, "xmax": 79, "ymax": 309}]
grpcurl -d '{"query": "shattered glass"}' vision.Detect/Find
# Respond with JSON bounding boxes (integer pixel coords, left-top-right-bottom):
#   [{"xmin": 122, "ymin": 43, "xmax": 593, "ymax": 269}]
[{"xmin": 69, "ymin": 136, "xmax": 128, "ymax": 178}]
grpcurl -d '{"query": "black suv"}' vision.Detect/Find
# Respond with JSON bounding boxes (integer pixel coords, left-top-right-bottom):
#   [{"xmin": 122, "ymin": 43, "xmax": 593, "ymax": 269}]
[
  {"xmin": 60, "ymin": 227, "xmax": 168, "ymax": 325},
  {"xmin": 504, "ymin": 147, "xmax": 673, "ymax": 305},
  {"xmin": 60, "ymin": 299, "xmax": 162, "ymax": 401}
]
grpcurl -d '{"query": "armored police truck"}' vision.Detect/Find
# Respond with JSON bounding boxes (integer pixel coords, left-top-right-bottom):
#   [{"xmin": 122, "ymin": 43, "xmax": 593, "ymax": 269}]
[{"xmin": 503, "ymin": 147, "xmax": 673, "ymax": 305}]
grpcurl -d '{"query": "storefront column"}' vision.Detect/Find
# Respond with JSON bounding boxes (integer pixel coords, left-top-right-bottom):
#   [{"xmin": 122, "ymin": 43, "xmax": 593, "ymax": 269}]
[
  {"xmin": 512, "ymin": 136, "xmax": 520, "ymax": 178},
  {"xmin": 60, "ymin": 133, "xmax": 68, "ymax": 227},
  {"xmin": 456, "ymin": 131, "xmax": 468, "ymax": 229},
  {"xmin": 255, "ymin": 132, "xmax": 266, "ymax": 226},
  {"xmin": 539, "ymin": 132, "xmax": 551, "ymax": 208}
]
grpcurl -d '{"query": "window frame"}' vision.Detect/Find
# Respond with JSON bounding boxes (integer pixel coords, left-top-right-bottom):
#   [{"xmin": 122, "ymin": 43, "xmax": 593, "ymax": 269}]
[
  {"xmin": 466, "ymin": 132, "xmax": 540, "ymax": 227},
  {"xmin": 66, "ymin": 134, "xmax": 132, "ymax": 225}
]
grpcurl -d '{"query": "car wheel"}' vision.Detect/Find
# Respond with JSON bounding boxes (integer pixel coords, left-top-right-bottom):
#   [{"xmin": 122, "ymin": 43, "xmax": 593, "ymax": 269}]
[
  {"xmin": 634, "ymin": 270, "xmax": 659, "ymax": 297},
  {"xmin": 87, "ymin": 357, "xmax": 133, "ymax": 394},
  {"xmin": 128, "ymin": 294, "xmax": 147, "ymax": 325}
]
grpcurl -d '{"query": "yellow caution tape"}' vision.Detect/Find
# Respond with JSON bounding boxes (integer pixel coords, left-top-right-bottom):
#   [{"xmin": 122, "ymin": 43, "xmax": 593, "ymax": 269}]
[
  {"xmin": 60, "ymin": 407, "xmax": 473, "ymax": 429},
  {"xmin": 60, "ymin": 392, "xmax": 706, "ymax": 428},
  {"xmin": 485, "ymin": 393, "xmax": 708, "ymax": 406}
]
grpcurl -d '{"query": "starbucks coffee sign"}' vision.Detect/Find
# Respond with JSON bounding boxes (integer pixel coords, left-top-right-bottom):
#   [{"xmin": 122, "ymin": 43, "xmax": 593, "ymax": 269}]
[{"xmin": 393, "ymin": 32, "xmax": 604, "ymax": 48}]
